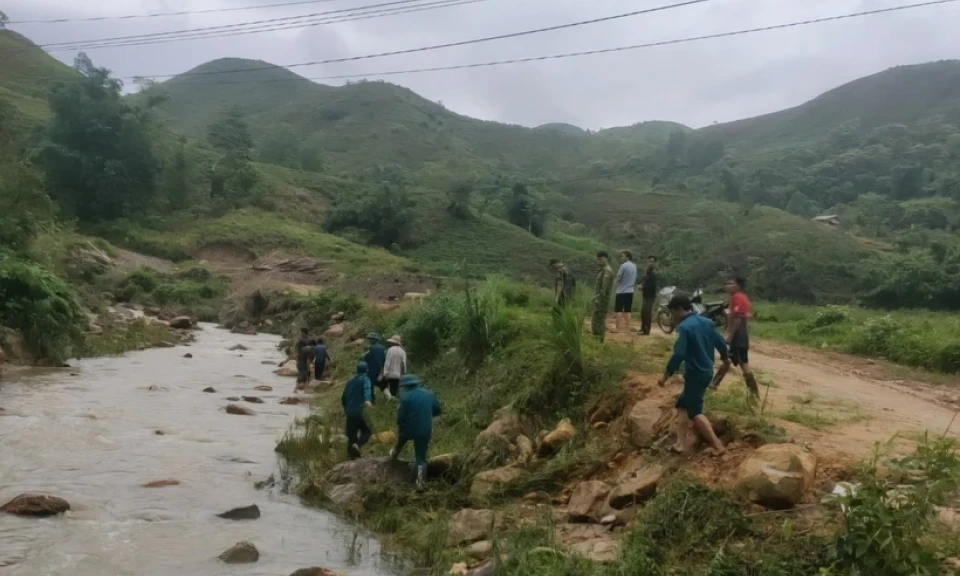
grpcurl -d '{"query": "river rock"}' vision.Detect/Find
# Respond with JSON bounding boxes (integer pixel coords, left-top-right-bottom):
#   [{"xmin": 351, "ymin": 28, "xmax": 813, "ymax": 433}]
[
  {"xmin": 231, "ymin": 322, "xmax": 257, "ymax": 335},
  {"xmin": 226, "ymin": 396, "xmax": 241, "ymax": 401},
  {"xmin": 254, "ymin": 385, "xmax": 273, "ymax": 392},
  {"xmin": 229, "ymin": 344, "xmax": 249, "ymax": 351},
  {"xmin": 242, "ymin": 396, "xmax": 264, "ymax": 404},
  {"xmin": 448, "ymin": 508, "xmax": 497, "ymax": 545},
  {"xmin": 470, "ymin": 465, "xmax": 526, "ymax": 502},
  {"xmin": 515, "ymin": 435, "xmax": 534, "ymax": 464},
  {"xmin": 329, "ymin": 483, "xmax": 361, "ymax": 507},
  {"xmin": 538, "ymin": 418, "xmax": 576, "ymax": 457},
  {"xmin": 183, "ymin": 353, "xmax": 194, "ymax": 359},
  {"xmin": 169, "ymin": 316, "xmax": 194, "ymax": 329},
  {"xmin": 143, "ymin": 479, "xmax": 180, "ymax": 488},
  {"xmin": 1, "ymin": 493, "xmax": 70, "ymax": 516},
  {"xmin": 203, "ymin": 387, "xmax": 216, "ymax": 393},
  {"xmin": 219, "ymin": 541, "xmax": 259, "ymax": 564},
  {"xmin": 280, "ymin": 396, "xmax": 309, "ymax": 405},
  {"xmin": 737, "ymin": 444, "xmax": 817, "ymax": 509},
  {"xmin": 226, "ymin": 404, "xmax": 256, "ymax": 416},
  {"xmin": 608, "ymin": 465, "xmax": 663, "ymax": 510},
  {"xmin": 216, "ymin": 504, "xmax": 261, "ymax": 520},
  {"xmin": 277, "ymin": 360, "xmax": 299, "ymax": 377},
  {"xmin": 567, "ymin": 480, "xmax": 612, "ymax": 522},
  {"xmin": 289, "ymin": 569, "xmax": 346, "ymax": 576},
  {"xmin": 325, "ymin": 323, "xmax": 345, "ymax": 338},
  {"xmin": 261, "ymin": 360, "xmax": 276, "ymax": 365},
  {"xmin": 327, "ymin": 457, "xmax": 412, "ymax": 486},
  {"xmin": 627, "ymin": 399, "xmax": 663, "ymax": 449}
]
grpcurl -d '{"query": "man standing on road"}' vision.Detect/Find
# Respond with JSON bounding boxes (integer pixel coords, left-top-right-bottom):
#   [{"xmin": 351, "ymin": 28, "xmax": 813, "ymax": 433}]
[
  {"xmin": 717, "ymin": 275, "xmax": 760, "ymax": 399},
  {"xmin": 639, "ymin": 256, "xmax": 658, "ymax": 335},
  {"xmin": 550, "ymin": 258, "xmax": 577, "ymax": 308},
  {"xmin": 658, "ymin": 293, "xmax": 730, "ymax": 455},
  {"xmin": 613, "ymin": 251, "xmax": 637, "ymax": 333},
  {"xmin": 592, "ymin": 251, "xmax": 615, "ymax": 342},
  {"xmin": 382, "ymin": 334, "xmax": 408, "ymax": 400},
  {"xmin": 342, "ymin": 361, "xmax": 373, "ymax": 459}
]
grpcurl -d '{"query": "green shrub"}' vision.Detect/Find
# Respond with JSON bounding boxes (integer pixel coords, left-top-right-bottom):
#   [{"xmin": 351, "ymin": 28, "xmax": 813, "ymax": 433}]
[
  {"xmin": 848, "ymin": 315, "xmax": 902, "ymax": 357},
  {"xmin": 397, "ymin": 295, "xmax": 458, "ymax": 363},
  {"xmin": 458, "ymin": 278, "xmax": 516, "ymax": 368},
  {"xmin": 0, "ymin": 258, "xmax": 86, "ymax": 363},
  {"xmin": 639, "ymin": 475, "xmax": 749, "ymax": 551},
  {"xmin": 799, "ymin": 306, "xmax": 850, "ymax": 334}
]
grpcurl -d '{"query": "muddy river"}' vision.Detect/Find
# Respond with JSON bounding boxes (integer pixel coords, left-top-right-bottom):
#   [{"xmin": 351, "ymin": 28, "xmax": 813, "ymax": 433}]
[{"xmin": 0, "ymin": 325, "xmax": 394, "ymax": 576}]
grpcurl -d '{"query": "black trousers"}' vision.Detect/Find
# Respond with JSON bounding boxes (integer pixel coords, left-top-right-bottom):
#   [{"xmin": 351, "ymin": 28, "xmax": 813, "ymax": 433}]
[
  {"xmin": 345, "ymin": 415, "xmax": 372, "ymax": 458},
  {"xmin": 640, "ymin": 296, "xmax": 655, "ymax": 334}
]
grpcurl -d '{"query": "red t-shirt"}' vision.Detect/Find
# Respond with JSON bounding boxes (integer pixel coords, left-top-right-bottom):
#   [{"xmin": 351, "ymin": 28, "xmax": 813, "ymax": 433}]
[
  {"xmin": 729, "ymin": 291, "xmax": 751, "ymax": 348},
  {"xmin": 730, "ymin": 292, "xmax": 751, "ymax": 318}
]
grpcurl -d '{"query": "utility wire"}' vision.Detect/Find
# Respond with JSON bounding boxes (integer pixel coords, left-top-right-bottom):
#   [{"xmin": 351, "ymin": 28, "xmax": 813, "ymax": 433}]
[
  {"xmin": 151, "ymin": 0, "xmax": 960, "ymax": 85},
  {"xmin": 30, "ymin": 0, "xmax": 467, "ymax": 51},
  {"xmin": 43, "ymin": 0, "xmax": 484, "ymax": 52},
  {"xmin": 97, "ymin": 0, "xmax": 720, "ymax": 78},
  {"xmin": 7, "ymin": 0, "xmax": 364, "ymax": 24}
]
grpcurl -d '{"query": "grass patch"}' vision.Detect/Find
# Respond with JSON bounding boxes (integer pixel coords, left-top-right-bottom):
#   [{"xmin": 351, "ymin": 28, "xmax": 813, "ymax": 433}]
[
  {"xmin": 781, "ymin": 406, "xmax": 837, "ymax": 431},
  {"xmin": 79, "ymin": 318, "xmax": 178, "ymax": 357},
  {"xmin": 753, "ymin": 301, "xmax": 960, "ymax": 375}
]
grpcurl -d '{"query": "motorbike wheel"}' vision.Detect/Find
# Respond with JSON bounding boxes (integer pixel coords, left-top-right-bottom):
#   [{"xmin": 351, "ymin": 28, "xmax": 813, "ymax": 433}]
[{"xmin": 657, "ymin": 309, "xmax": 675, "ymax": 334}]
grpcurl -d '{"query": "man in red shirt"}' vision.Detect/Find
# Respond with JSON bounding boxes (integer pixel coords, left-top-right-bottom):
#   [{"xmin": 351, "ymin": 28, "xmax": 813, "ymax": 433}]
[{"xmin": 720, "ymin": 275, "xmax": 760, "ymax": 399}]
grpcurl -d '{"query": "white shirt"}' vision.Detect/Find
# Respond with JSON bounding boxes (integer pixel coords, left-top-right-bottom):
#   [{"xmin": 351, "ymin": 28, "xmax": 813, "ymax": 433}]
[{"xmin": 383, "ymin": 346, "xmax": 407, "ymax": 379}]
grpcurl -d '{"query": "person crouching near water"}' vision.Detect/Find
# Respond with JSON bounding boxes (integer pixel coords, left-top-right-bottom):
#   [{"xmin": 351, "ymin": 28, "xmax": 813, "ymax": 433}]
[
  {"xmin": 295, "ymin": 339, "xmax": 315, "ymax": 392},
  {"xmin": 342, "ymin": 361, "xmax": 374, "ymax": 459},
  {"xmin": 657, "ymin": 293, "xmax": 730, "ymax": 456},
  {"xmin": 389, "ymin": 374, "xmax": 442, "ymax": 489}
]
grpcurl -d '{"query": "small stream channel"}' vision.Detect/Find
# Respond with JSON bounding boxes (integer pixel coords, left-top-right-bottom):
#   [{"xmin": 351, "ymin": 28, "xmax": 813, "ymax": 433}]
[{"xmin": 0, "ymin": 324, "xmax": 395, "ymax": 576}]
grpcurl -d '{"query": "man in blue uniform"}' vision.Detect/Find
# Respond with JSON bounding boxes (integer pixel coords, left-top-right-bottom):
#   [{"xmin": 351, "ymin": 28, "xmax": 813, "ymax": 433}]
[
  {"xmin": 362, "ymin": 332, "xmax": 386, "ymax": 403},
  {"xmin": 658, "ymin": 293, "xmax": 730, "ymax": 456},
  {"xmin": 342, "ymin": 362, "xmax": 374, "ymax": 459},
  {"xmin": 389, "ymin": 374, "xmax": 442, "ymax": 489}
]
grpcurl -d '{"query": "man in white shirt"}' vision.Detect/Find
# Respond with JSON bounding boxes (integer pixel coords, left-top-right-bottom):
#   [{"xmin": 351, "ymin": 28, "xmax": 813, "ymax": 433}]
[
  {"xmin": 613, "ymin": 250, "xmax": 638, "ymax": 333},
  {"xmin": 382, "ymin": 334, "xmax": 408, "ymax": 400}
]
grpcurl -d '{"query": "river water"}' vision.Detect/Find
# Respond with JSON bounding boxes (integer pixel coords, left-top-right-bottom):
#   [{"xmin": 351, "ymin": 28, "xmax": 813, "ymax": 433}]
[{"xmin": 0, "ymin": 325, "xmax": 394, "ymax": 576}]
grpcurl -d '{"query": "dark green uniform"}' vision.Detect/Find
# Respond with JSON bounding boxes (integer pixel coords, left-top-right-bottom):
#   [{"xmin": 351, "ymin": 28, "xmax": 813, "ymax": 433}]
[
  {"xmin": 555, "ymin": 266, "xmax": 576, "ymax": 306},
  {"xmin": 593, "ymin": 264, "xmax": 614, "ymax": 341}
]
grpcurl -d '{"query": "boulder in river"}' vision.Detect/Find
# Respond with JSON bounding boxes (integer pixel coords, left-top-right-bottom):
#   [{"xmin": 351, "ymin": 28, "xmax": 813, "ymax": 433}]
[
  {"xmin": 242, "ymin": 396, "xmax": 264, "ymax": 404},
  {"xmin": 254, "ymin": 385, "xmax": 273, "ymax": 392},
  {"xmin": 289, "ymin": 569, "xmax": 346, "ymax": 576},
  {"xmin": 277, "ymin": 360, "xmax": 299, "ymax": 377},
  {"xmin": 226, "ymin": 404, "xmax": 256, "ymax": 416},
  {"xmin": 261, "ymin": 360, "xmax": 276, "ymax": 365},
  {"xmin": 219, "ymin": 541, "xmax": 259, "ymax": 564},
  {"xmin": 143, "ymin": 479, "xmax": 180, "ymax": 488},
  {"xmin": 169, "ymin": 316, "xmax": 194, "ymax": 329},
  {"xmin": 216, "ymin": 504, "xmax": 261, "ymax": 520},
  {"xmin": 231, "ymin": 322, "xmax": 257, "ymax": 335},
  {"xmin": 229, "ymin": 344, "xmax": 249, "ymax": 351},
  {"xmin": 280, "ymin": 396, "xmax": 308, "ymax": 405},
  {"xmin": 183, "ymin": 353, "xmax": 194, "ymax": 359},
  {"xmin": 1, "ymin": 493, "xmax": 70, "ymax": 516},
  {"xmin": 203, "ymin": 387, "xmax": 216, "ymax": 393}
]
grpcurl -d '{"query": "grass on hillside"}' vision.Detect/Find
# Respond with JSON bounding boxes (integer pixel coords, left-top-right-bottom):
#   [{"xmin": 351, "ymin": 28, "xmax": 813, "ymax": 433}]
[
  {"xmin": 752, "ymin": 302, "xmax": 960, "ymax": 375},
  {"xmin": 94, "ymin": 208, "xmax": 406, "ymax": 273}
]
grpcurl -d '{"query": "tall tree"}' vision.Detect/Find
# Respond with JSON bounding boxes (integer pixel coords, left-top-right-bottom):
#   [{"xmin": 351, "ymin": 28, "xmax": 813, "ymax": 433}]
[
  {"xmin": 0, "ymin": 11, "xmax": 8, "ymax": 29},
  {"xmin": 207, "ymin": 106, "xmax": 258, "ymax": 199},
  {"xmin": 38, "ymin": 53, "xmax": 159, "ymax": 222}
]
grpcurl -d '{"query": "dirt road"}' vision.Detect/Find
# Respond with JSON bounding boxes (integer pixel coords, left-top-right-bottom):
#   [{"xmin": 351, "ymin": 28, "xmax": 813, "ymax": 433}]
[{"xmin": 618, "ymin": 328, "xmax": 960, "ymax": 464}]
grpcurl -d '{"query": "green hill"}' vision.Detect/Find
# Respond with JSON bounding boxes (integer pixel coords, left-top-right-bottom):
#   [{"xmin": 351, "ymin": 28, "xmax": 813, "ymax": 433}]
[
  {"xmin": 0, "ymin": 30, "xmax": 77, "ymax": 124},
  {"xmin": 698, "ymin": 60, "xmax": 960, "ymax": 151}
]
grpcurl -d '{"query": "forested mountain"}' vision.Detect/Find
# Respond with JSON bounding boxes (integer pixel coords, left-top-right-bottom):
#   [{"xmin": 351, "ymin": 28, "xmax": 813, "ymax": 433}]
[{"xmin": 3, "ymin": 27, "xmax": 960, "ymax": 308}]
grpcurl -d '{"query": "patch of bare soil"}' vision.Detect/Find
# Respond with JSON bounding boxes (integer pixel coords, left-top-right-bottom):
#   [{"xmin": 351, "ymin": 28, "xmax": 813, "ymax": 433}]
[{"xmin": 111, "ymin": 248, "xmax": 175, "ymax": 273}]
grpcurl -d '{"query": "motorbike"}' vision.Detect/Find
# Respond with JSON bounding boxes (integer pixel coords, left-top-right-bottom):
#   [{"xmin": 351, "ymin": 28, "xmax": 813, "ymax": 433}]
[{"xmin": 656, "ymin": 286, "xmax": 728, "ymax": 334}]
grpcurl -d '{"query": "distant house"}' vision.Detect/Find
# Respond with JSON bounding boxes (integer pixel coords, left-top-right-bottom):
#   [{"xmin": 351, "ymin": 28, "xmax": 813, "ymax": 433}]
[{"xmin": 812, "ymin": 215, "xmax": 840, "ymax": 227}]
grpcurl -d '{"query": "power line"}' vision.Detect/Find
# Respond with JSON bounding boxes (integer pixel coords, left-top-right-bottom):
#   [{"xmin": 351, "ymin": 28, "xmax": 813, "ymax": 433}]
[
  {"xmin": 113, "ymin": 0, "xmax": 720, "ymax": 78},
  {"xmin": 30, "ymin": 0, "xmax": 464, "ymax": 51},
  {"xmin": 152, "ymin": 0, "xmax": 960, "ymax": 85},
  {"xmin": 7, "ymin": 0, "xmax": 364, "ymax": 24},
  {"xmin": 42, "ymin": 0, "xmax": 484, "ymax": 52}
]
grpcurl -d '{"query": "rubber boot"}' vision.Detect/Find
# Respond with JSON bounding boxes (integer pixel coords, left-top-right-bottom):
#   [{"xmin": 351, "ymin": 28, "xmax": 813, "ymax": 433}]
[
  {"xmin": 416, "ymin": 464, "xmax": 426, "ymax": 490},
  {"xmin": 744, "ymin": 373, "xmax": 760, "ymax": 398}
]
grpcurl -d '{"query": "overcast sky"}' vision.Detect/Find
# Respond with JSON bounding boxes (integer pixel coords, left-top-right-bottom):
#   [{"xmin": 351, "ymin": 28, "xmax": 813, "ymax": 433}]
[{"xmin": 5, "ymin": 0, "xmax": 960, "ymax": 129}]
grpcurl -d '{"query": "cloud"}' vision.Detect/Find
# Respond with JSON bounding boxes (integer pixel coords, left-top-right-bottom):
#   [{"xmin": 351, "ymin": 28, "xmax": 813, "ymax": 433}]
[{"xmin": 5, "ymin": 0, "xmax": 960, "ymax": 128}]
